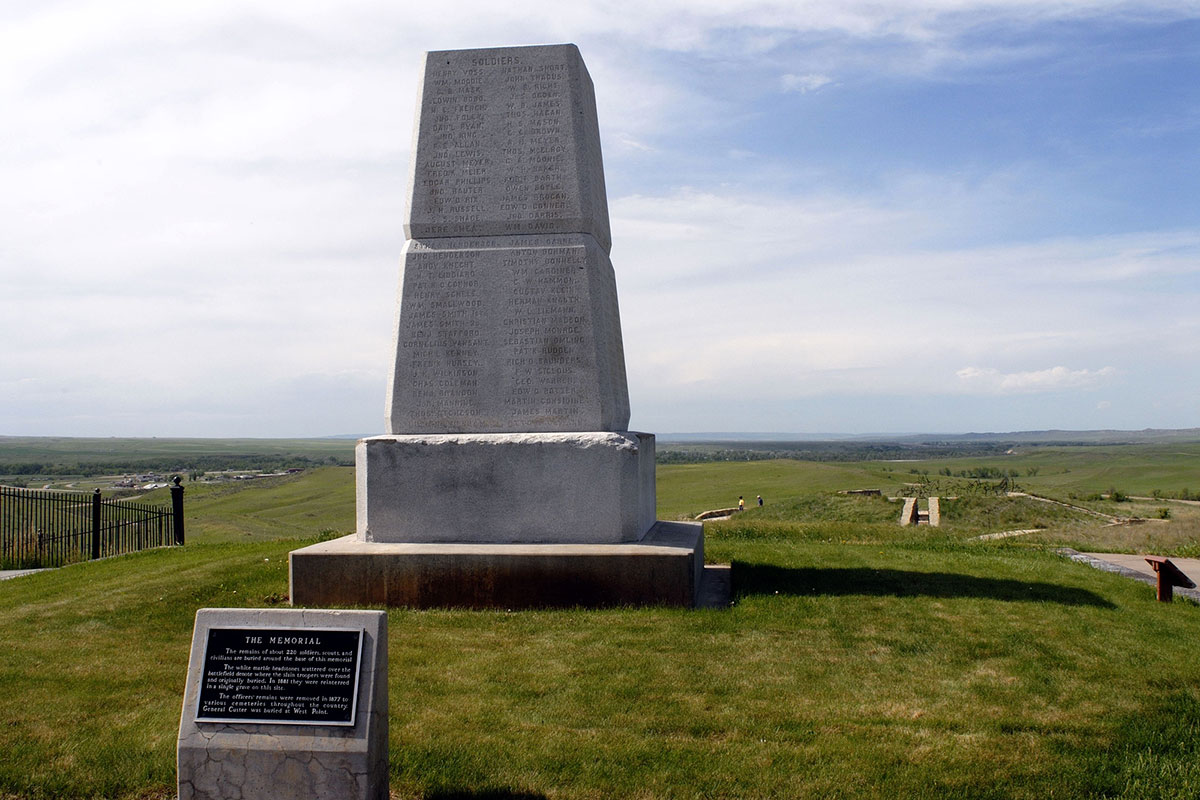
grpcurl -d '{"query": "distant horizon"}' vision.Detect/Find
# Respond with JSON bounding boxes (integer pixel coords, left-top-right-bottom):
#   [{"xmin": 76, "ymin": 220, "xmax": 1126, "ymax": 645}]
[{"xmin": 4, "ymin": 426, "xmax": 1200, "ymax": 444}]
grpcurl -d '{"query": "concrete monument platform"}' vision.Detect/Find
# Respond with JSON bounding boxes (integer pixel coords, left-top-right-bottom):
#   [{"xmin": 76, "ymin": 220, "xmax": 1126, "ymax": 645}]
[{"xmin": 290, "ymin": 520, "xmax": 704, "ymax": 609}]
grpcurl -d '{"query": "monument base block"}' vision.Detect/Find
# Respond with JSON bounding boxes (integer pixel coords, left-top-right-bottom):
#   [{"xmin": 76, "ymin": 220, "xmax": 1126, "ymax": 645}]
[
  {"xmin": 289, "ymin": 520, "xmax": 704, "ymax": 609},
  {"xmin": 357, "ymin": 431, "xmax": 656, "ymax": 544}
]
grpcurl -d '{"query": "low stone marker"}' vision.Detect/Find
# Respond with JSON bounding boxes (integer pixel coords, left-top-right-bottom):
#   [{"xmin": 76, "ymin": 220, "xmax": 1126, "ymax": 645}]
[{"xmin": 177, "ymin": 608, "xmax": 388, "ymax": 800}]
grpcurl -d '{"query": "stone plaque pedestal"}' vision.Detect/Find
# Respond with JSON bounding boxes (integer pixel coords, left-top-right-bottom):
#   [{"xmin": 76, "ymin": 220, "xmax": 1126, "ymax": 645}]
[{"xmin": 177, "ymin": 608, "xmax": 388, "ymax": 800}]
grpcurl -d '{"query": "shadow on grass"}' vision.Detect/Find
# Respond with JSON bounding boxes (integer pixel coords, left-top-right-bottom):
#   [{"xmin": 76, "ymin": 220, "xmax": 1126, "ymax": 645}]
[
  {"xmin": 426, "ymin": 792, "xmax": 548, "ymax": 800},
  {"xmin": 734, "ymin": 563, "xmax": 1116, "ymax": 608}
]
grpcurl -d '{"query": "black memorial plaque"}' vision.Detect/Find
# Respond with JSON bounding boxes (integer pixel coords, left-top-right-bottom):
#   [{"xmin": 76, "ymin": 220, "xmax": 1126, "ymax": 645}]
[{"xmin": 195, "ymin": 626, "xmax": 363, "ymax": 726}]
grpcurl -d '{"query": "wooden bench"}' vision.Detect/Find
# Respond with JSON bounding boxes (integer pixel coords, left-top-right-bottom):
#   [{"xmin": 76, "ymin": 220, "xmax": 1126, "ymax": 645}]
[{"xmin": 1144, "ymin": 556, "xmax": 1196, "ymax": 602}]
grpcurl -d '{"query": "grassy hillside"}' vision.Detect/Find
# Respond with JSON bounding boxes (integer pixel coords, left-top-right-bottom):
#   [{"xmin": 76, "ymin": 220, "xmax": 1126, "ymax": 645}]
[
  {"xmin": 656, "ymin": 459, "xmax": 888, "ymax": 518},
  {"xmin": 117, "ymin": 453, "xmax": 1200, "ymax": 556},
  {"xmin": 898, "ymin": 442, "xmax": 1200, "ymax": 498},
  {"xmin": 3, "ymin": 531, "xmax": 1200, "ymax": 799},
  {"xmin": 137, "ymin": 467, "xmax": 357, "ymax": 543},
  {"xmin": 661, "ymin": 444, "xmax": 1200, "ymax": 512},
  {"xmin": 4, "ymin": 445, "xmax": 1200, "ymax": 797}
]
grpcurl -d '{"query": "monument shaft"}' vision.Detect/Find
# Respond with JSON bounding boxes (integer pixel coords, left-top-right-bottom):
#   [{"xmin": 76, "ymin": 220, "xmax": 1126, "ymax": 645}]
[
  {"xmin": 369, "ymin": 44, "xmax": 647, "ymax": 543},
  {"xmin": 405, "ymin": 45, "xmax": 611, "ymax": 250},
  {"xmin": 389, "ymin": 44, "xmax": 627, "ymax": 435},
  {"xmin": 388, "ymin": 234, "xmax": 629, "ymax": 433}
]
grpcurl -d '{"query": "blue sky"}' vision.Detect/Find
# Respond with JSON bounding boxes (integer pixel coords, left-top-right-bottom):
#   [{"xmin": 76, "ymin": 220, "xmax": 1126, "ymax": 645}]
[{"xmin": 1, "ymin": 1, "xmax": 1197, "ymax": 437}]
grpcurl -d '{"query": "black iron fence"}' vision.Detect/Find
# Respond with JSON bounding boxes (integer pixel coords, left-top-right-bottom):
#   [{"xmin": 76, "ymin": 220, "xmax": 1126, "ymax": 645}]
[{"xmin": 0, "ymin": 480, "xmax": 184, "ymax": 569}]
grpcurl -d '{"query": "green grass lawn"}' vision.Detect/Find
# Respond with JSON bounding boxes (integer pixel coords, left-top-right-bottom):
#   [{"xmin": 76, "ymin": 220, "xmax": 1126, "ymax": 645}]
[
  {"xmin": 4, "ymin": 453, "xmax": 1200, "ymax": 799},
  {"xmin": 3, "ymin": 531, "xmax": 1199, "ymax": 799}
]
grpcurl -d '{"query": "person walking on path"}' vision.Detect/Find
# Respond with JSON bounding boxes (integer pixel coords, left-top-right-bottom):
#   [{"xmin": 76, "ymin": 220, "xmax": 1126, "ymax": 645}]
[{"xmin": 738, "ymin": 496, "xmax": 745, "ymax": 512}]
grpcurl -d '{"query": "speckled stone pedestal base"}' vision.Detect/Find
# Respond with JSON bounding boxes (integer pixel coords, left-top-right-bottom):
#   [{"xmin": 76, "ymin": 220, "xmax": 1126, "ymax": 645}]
[{"xmin": 356, "ymin": 431, "xmax": 656, "ymax": 544}]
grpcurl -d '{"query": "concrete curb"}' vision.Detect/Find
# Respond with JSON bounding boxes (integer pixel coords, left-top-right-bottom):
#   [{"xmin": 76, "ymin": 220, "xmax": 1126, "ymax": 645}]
[{"xmin": 0, "ymin": 569, "xmax": 51, "ymax": 581}]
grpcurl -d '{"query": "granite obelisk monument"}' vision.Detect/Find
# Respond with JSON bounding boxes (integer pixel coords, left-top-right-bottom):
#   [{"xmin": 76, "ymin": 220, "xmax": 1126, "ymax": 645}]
[{"xmin": 289, "ymin": 44, "xmax": 704, "ymax": 607}]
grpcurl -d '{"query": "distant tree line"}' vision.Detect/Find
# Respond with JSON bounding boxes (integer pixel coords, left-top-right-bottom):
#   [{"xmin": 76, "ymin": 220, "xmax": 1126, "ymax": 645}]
[
  {"xmin": 657, "ymin": 441, "xmax": 1016, "ymax": 464},
  {"xmin": 1069, "ymin": 488, "xmax": 1129, "ymax": 502},
  {"xmin": 904, "ymin": 472, "xmax": 1018, "ymax": 498},
  {"xmin": 658, "ymin": 449, "xmax": 785, "ymax": 464},
  {"xmin": 1067, "ymin": 487, "xmax": 1198, "ymax": 503},
  {"xmin": 1150, "ymin": 488, "xmax": 1198, "ymax": 501},
  {"xmin": 935, "ymin": 466, "xmax": 1039, "ymax": 479},
  {"xmin": 0, "ymin": 454, "xmax": 352, "ymax": 478}
]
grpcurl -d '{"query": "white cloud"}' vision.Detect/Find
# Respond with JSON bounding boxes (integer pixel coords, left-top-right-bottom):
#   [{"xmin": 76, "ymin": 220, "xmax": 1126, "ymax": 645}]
[
  {"xmin": 954, "ymin": 366, "xmax": 1117, "ymax": 394},
  {"xmin": 781, "ymin": 73, "xmax": 833, "ymax": 93},
  {"xmin": 0, "ymin": 0, "xmax": 1197, "ymax": 435},
  {"xmin": 613, "ymin": 184, "xmax": 1194, "ymax": 427}
]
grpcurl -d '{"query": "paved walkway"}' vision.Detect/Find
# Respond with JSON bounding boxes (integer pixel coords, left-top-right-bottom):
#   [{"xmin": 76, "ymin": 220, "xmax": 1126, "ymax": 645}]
[
  {"xmin": 1082, "ymin": 553, "xmax": 1200, "ymax": 585},
  {"xmin": 1061, "ymin": 549, "xmax": 1200, "ymax": 603},
  {"xmin": 974, "ymin": 528, "xmax": 1043, "ymax": 541},
  {"xmin": 0, "ymin": 569, "xmax": 50, "ymax": 581}
]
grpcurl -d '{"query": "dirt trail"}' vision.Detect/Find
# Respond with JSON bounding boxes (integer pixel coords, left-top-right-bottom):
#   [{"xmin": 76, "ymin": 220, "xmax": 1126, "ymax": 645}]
[{"xmin": 1007, "ymin": 491, "xmax": 1121, "ymax": 523}]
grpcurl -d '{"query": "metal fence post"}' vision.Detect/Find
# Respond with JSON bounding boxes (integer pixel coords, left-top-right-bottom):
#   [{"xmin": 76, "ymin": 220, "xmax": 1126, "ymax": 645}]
[
  {"xmin": 91, "ymin": 489, "xmax": 101, "ymax": 560},
  {"xmin": 170, "ymin": 476, "xmax": 185, "ymax": 546}
]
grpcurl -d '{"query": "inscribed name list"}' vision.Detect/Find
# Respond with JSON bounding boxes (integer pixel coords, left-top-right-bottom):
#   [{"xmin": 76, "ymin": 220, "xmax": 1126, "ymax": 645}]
[
  {"xmin": 406, "ymin": 44, "xmax": 611, "ymax": 251},
  {"xmin": 388, "ymin": 234, "xmax": 629, "ymax": 434}
]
